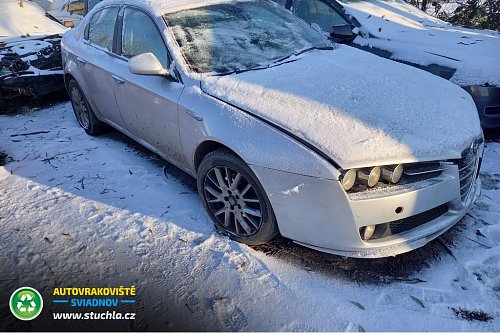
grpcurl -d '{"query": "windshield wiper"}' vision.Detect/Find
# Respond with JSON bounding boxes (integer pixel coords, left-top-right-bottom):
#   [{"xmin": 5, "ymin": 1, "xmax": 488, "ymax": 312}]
[
  {"xmin": 272, "ymin": 45, "xmax": 334, "ymax": 64},
  {"xmin": 213, "ymin": 45, "xmax": 333, "ymax": 77},
  {"xmin": 213, "ymin": 64, "xmax": 269, "ymax": 77}
]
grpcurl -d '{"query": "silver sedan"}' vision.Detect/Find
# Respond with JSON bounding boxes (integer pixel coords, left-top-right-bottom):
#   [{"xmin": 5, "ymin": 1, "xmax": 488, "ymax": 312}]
[{"xmin": 61, "ymin": 0, "xmax": 483, "ymax": 257}]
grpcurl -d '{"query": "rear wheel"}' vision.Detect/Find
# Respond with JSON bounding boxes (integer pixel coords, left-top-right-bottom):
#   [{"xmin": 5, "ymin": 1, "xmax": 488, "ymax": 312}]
[
  {"xmin": 197, "ymin": 149, "xmax": 279, "ymax": 245},
  {"xmin": 68, "ymin": 80, "xmax": 108, "ymax": 135}
]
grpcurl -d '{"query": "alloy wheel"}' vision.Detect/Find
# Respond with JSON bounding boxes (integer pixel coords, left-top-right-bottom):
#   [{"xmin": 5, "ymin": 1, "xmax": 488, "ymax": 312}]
[
  {"xmin": 70, "ymin": 86, "xmax": 90, "ymax": 130},
  {"xmin": 203, "ymin": 165, "xmax": 263, "ymax": 237}
]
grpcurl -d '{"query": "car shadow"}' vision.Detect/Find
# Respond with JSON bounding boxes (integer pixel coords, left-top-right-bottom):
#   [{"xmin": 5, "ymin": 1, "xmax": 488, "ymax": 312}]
[{"xmin": 0, "ymin": 90, "xmax": 68, "ymax": 116}]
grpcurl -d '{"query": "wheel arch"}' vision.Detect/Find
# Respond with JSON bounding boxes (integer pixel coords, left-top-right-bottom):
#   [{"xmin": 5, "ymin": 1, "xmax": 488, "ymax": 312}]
[
  {"xmin": 64, "ymin": 73, "xmax": 76, "ymax": 91},
  {"xmin": 193, "ymin": 140, "xmax": 243, "ymax": 174}
]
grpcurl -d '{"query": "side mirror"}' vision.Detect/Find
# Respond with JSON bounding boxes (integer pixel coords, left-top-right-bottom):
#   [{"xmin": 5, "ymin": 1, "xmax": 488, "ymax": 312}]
[
  {"xmin": 129, "ymin": 52, "xmax": 170, "ymax": 77},
  {"xmin": 330, "ymin": 24, "xmax": 356, "ymax": 42}
]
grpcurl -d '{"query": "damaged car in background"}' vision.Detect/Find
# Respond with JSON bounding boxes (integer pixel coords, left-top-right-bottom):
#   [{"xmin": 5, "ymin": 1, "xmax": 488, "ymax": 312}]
[
  {"xmin": 47, "ymin": 0, "xmax": 104, "ymax": 27},
  {"xmin": 0, "ymin": 0, "xmax": 67, "ymax": 106}
]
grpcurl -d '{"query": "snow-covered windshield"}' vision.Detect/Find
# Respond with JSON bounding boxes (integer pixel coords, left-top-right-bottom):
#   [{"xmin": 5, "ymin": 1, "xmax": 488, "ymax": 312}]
[{"xmin": 164, "ymin": 1, "xmax": 331, "ymax": 74}]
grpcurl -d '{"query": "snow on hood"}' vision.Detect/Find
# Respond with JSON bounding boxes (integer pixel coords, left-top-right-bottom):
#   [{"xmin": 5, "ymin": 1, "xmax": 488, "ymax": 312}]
[
  {"xmin": 340, "ymin": 0, "xmax": 500, "ymax": 87},
  {"xmin": 0, "ymin": 0, "xmax": 67, "ymax": 40},
  {"xmin": 201, "ymin": 46, "xmax": 481, "ymax": 169}
]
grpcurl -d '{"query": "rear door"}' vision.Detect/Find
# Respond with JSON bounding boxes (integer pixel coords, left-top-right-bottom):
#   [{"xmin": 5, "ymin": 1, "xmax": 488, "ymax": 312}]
[
  {"xmin": 111, "ymin": 7, "xmax": 185, "ymax": 165},
  {"xmin": 78, "ymin": 6, "xmax": 125, "ymax": 128}
]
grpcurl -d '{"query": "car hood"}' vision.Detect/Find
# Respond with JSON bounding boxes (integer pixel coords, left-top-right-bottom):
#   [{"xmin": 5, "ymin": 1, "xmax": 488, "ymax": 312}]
[
  {"xmin": 339, "ymin": 0, "xmax": 500, "ymax": 87},
  {"xmin": 0, "ymin": 0, "xmax": 67, "ymax": 41},
  {"xmin": 200, "ymin": 46, "xmax": 481, "ymax": 169}
]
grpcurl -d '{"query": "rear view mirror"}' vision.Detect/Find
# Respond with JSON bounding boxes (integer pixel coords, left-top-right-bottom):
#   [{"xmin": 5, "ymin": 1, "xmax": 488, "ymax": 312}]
[
  {"xmin": 129, "ymin": 53, "xmax": 169, "ymax": 77},
  {"xmin": 330, "ymin": 24, "xmax": 356, "ymax": 42}
]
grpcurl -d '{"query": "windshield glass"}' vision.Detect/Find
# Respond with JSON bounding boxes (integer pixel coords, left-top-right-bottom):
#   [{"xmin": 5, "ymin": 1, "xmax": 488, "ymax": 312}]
[{"xmin": 164, "ymin": 1, "xmax": 331, "ymax": 74}]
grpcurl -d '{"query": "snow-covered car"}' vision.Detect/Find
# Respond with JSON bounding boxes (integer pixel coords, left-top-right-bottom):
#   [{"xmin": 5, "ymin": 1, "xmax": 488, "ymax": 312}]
[
  {"xmin": 272, "ymin": 0, "xmax": 500, "ymax": 128},
  {"xmin": 62, "ymin": 0, "xmax": 484, "ymax": 258},
  {"xmin": 0, "ymin": 0, "xmax": 67, "ymax": 105},
  {"xmin": 47, "ymin": 0, "xmax": 103, "ymax": 27}
]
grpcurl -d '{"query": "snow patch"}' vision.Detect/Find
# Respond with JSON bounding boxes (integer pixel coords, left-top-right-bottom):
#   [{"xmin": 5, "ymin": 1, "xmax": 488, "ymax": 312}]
[{"xmin": 340, "ymin": 0, "xmax": 500, "ymax": 86}]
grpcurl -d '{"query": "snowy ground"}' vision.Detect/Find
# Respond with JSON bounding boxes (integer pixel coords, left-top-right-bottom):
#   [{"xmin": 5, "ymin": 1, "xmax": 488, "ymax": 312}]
[{"xmin": 0, "ymin": 100, "xmax": 499, "ymax": 331}]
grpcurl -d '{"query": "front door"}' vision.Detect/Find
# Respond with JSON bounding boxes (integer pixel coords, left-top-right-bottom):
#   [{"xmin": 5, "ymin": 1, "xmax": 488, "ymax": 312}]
[{"xmin": 111, "ymin": 7, "xmax": 185, "ymax": 165}]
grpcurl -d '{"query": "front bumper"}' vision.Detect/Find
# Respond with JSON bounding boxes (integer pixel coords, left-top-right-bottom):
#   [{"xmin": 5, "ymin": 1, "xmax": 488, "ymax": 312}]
[{"xmin": 251, "ymin": 153, "xmax": 481, "ymax": 258}]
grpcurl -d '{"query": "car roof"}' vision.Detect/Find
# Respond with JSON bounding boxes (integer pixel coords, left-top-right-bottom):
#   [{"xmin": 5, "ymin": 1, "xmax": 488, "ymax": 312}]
[
  {"xmin": 0, "ymin": 0, "xmax": 67, "ymax": 39},
  {"xmin": 91, "ymin": 0, "xmax": 255, "ymax": 17}
]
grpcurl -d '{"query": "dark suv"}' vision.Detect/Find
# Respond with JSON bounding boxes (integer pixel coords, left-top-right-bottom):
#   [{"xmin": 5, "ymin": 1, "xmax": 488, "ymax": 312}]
[{"xmin": 273, "ymin": 0, "xmax": 500, "ymax": 128}]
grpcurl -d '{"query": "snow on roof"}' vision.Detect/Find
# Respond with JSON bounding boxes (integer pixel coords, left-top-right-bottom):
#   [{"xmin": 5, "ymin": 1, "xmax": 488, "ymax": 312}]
[
  {"xmin": 340, "ymin": 0, "xmax": 500, "ymax": 87},
  {"xmin": 91, "ymin": 0, "xmax": 253, "ymax": 17},
  {"xmin": 0, "ymin": 0, "xmax": 67, "ymax": 39}
]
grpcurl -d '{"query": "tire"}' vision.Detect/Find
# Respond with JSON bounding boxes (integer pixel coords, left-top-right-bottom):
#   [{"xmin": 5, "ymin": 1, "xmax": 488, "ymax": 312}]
[
  {"xmin": 68, "ymin": 79, "xmax": 108, "ymax": 135},
  {"xmin": 197, "ymin": 149, "xmax": 279, "ymax": 245}
]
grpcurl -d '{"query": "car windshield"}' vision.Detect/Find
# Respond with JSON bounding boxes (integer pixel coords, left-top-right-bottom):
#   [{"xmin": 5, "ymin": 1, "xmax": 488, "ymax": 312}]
[{"xmin": 164, "ymin": 1, "xmax": 331, "ymax": 74}]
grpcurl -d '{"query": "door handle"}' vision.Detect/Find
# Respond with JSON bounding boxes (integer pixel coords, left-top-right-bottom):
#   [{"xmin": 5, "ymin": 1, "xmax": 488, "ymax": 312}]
[
  {"xmin": 112, "ymin": 75, "xmax": 125, "ymax": 85},
  {"xmin": 76, "ymin": 57, "xmax": 86, "ymax": 66},
  {"xmin": 185, "ymin": 109, "xmax": 203, "ymax": 121}
]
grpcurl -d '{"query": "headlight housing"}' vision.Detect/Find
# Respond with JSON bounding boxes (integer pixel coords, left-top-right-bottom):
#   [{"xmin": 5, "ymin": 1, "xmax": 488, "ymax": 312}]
[{"xmin": 340, "ymin": 164, "xmax": 404, "ymax": 192}]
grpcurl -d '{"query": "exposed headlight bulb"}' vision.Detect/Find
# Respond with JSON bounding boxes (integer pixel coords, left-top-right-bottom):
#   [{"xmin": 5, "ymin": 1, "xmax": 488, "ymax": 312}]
[{"xmin": 357, "ymin": 167, "xmax": 381, "ymax": 187}]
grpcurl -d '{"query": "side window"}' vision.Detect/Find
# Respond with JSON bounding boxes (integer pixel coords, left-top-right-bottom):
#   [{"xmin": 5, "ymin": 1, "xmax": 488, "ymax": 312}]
[
  {"xmin": 121, "ymin": 9, "xmax": 169, "ymax": 69},
  {"xmin": 88, "ymin": 7, "xmax": 119, "ymax": 52},
  {"xmin": 65, "ymin": 0, "xmax": 85, "ymax": 15},
  {"xmin": 293, "ymin": 0, "xmax": 350, "ymax": 33}
]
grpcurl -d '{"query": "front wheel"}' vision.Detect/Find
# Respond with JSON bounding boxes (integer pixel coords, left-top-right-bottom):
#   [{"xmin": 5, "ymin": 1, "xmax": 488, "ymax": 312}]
[{"xmin": 197, "ymin": 149, "xmax": 279, "ymax": 245}]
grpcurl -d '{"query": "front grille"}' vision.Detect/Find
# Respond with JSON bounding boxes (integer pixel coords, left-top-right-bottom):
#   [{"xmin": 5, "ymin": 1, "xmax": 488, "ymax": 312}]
[
  {"xmin": 457, "ymin": 141, "xmax": 481, "ymax": 202},
  {"xmin": 389, "ymin": 204, "xmax": 448, "ymax": 235}
]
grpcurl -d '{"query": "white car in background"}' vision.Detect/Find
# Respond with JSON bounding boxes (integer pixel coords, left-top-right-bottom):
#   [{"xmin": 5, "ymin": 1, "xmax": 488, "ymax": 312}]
[
  {"xmin": 0, "ymin": 0, "xmax": 67, "ymax": 105},
  {"xmin": 47, "ymin": 0, "xmax": 103, "ymax": 27}
]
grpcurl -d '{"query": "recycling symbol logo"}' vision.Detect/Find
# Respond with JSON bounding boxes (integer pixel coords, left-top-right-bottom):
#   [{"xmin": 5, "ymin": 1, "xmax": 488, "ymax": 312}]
[
  {"xmin": 9, "ymin": 287, "xmax": 43, "ymax": 320},
  {"xmin": 18, "ymin": 293, "xmax": 37, "ymax": 312}
]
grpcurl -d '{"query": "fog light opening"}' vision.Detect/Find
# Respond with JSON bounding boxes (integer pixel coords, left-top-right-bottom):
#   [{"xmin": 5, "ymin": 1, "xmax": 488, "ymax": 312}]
[{"xmin": 360, "ymin": 225, "xmax": 376, "ymax": 240}]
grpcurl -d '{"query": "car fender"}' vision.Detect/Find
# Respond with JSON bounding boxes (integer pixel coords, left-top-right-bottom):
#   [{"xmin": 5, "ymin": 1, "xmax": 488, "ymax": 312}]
[{"xmin": 177, "ymin": 86, "xmax": 341, "ymax": 180}]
